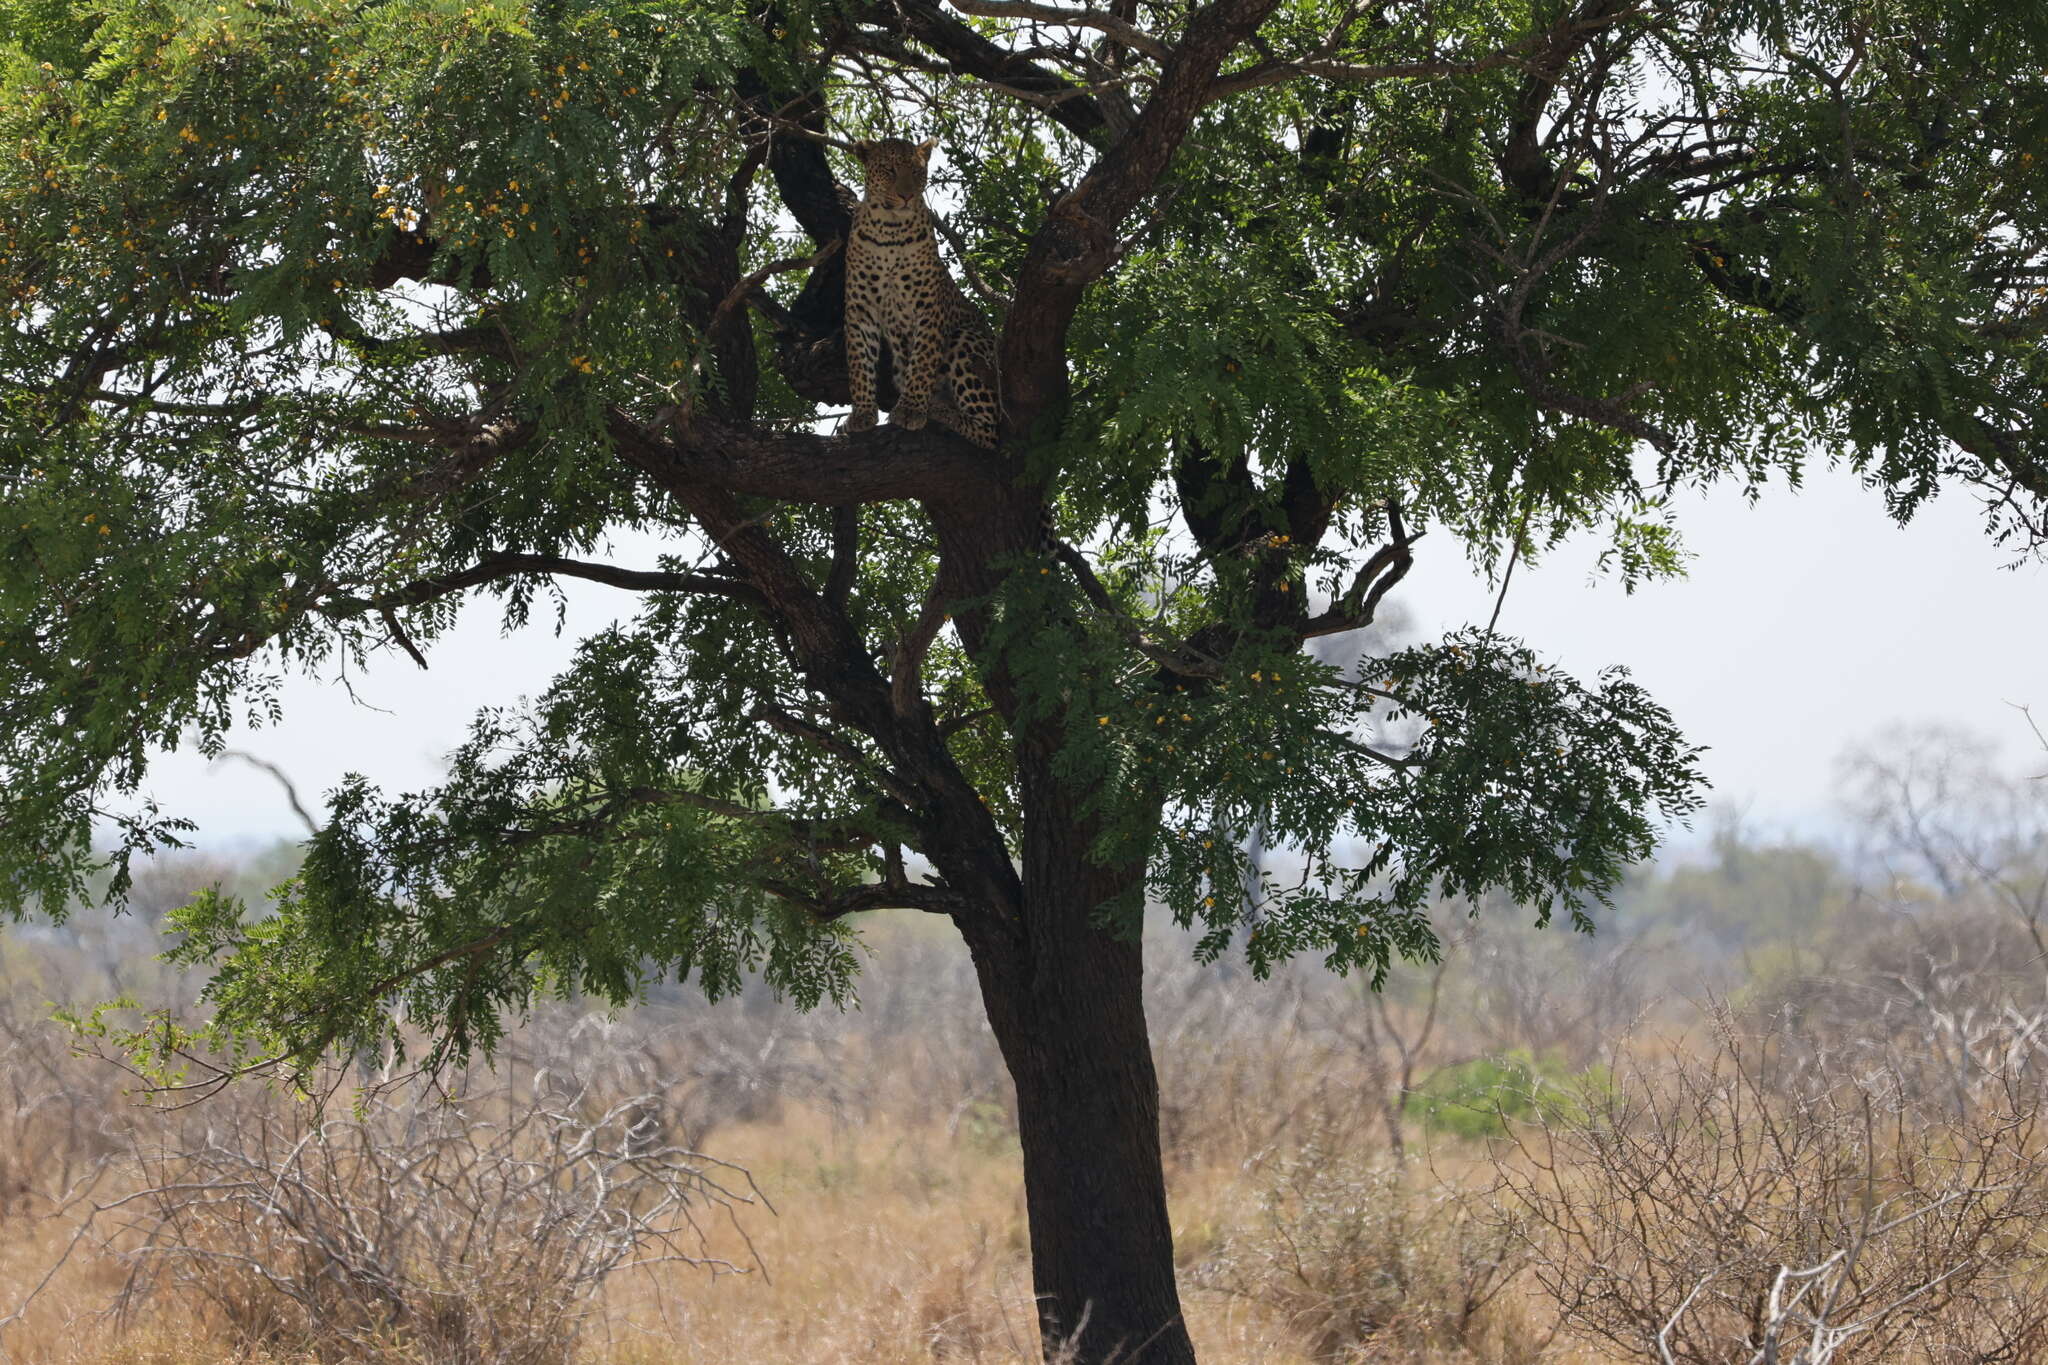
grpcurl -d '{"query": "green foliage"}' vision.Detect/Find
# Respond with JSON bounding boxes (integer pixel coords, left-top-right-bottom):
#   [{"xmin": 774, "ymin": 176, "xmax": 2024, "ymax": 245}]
[
  {"xmin": 0, "ymin": 0, "xmax": 2041, "ymax": 1080},
  {"xmin": 1405, "ymin": 1051, "xmax": 1614, "ymax": 1140},
  {"xmin": 1128, "ymin": 629, "xmax": 1703, "ymax": 983}
]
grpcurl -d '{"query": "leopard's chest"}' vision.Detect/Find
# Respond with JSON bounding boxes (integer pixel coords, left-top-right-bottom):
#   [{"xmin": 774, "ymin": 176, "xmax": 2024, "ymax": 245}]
[{"xmin": 847, "ymin": 205, "xmax": 946, "ymax": 332}]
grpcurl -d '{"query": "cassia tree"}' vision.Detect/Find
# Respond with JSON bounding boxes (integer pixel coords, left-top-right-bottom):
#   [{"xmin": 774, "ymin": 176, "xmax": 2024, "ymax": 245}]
[{"xmin": 2, "ymin": 0, "xmax": 2044, "ymax": 1360}]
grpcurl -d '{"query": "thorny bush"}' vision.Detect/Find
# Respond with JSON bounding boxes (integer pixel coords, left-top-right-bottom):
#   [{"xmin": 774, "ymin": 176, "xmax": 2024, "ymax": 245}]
[
  {"xmin": 1496, "ymin": 1010, "xmax": 2048, "ymax": 1365},
  {"xmin": 95, "ymin": 1081, "xmax": 765, "ymax": 1365}
]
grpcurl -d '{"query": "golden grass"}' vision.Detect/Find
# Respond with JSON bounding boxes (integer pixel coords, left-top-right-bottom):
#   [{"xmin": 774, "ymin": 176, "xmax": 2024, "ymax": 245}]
[
  {"xmin": 28, "ymin": 902, "xmax": 2041, "ymax": 1364},
  {"xmin": 588, "ymin": 1108, "xmax": 1323, "ymax": 1365},
  {"xmin": 0, "ymin": 1094, "xmax": 1535, "ymax": 1365}
]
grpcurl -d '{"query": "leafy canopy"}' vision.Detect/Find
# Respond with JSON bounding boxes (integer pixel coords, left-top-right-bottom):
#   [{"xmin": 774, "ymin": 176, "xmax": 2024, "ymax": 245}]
[{"xmin": 1, "ymin": 0, "xmax": 2040, "ymax": 1073}]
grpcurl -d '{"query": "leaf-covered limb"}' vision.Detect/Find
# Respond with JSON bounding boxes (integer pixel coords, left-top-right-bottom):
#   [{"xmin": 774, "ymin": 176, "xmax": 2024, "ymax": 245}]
[
  {"xmin": 1142, "ymin": 633, "xmax": 1704, "ymax": 984},
  {"xmin": 1301, "ymin": 504, "xmax": 1417, "ymax": 639},
  {"xmin": 1053, "ymin": 541, "xmax": 1228, "ymax": 679},
  {"xmin": 609, "ymin": 436, "xmax": 1022, "ymax": 922},
  {"xmin": 757, "ymin": 705, "xmax": 926, "ymax": 810},
  {"xmin": 1202, "ymin": 16, "xmax": 1589, "ymax": 103}
]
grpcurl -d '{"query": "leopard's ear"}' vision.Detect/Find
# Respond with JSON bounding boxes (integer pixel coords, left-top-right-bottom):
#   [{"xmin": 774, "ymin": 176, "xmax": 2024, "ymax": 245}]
[
  {"xmin": 852, "ymin": 140, "xmax": 874, "ymax": 161},
  {"xmin": 914, "ymin": 137, "xmax": 938, "ymax": 162}
]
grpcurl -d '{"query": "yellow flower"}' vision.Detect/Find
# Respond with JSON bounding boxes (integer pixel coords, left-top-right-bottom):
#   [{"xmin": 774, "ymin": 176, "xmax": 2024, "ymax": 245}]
[
  {"xmin": 179, "ymin": 125, "xmax": 199, "ymax": 142},
  {"xmin": 1098, "ymin": 716, "xmax": 1109, "ymax": 726}
]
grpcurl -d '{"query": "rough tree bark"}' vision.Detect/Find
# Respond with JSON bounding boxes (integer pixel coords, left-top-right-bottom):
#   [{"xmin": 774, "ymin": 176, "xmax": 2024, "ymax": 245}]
[{"xmin": 959, "ymin": 788, "xmax": 1192, "ymax": 1364}]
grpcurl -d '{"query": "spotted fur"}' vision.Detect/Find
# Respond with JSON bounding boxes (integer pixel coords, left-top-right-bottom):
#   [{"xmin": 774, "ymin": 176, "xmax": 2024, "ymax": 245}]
[{"xmin": 842, "ymin": 138, "xmax": 1002, "ymax": 449}]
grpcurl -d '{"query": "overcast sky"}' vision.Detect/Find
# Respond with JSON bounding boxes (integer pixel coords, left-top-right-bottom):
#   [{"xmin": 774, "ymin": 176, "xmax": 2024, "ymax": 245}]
[{"xmin": 141, "ymin": 461, "xmax": 2046, "ymax": 850}]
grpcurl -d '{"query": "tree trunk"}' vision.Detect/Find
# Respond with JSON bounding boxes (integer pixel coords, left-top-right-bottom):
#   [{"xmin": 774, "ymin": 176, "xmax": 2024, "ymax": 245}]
[{"xmin": 959, "ymin": 819, "xmax": 1196, "ymax": 1364}]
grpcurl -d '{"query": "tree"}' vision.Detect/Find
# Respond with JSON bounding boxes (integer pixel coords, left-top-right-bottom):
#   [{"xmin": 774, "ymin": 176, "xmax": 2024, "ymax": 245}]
[{"xmin": 1, "ymin": 0, "xmax": 2042, "ymax": 1360}]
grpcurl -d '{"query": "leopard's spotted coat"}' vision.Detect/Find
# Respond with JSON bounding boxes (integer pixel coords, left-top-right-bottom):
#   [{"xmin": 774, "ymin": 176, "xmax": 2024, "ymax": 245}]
[{"xmin": 842, "ymin": 138, "xmax": 1001, "ymax": 449}]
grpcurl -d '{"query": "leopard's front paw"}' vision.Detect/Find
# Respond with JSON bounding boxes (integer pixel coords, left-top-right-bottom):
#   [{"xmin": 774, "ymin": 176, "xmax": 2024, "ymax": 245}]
[
  {"xmin": 893, "ymin": 402, "xmax": 929, "ymax": 431},
  {"xmin": 844, "ymin": 409, "xmax": 878, "ymax": 434}
]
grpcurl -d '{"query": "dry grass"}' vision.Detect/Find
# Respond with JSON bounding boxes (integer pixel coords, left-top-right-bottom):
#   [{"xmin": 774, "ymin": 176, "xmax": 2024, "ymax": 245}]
[
  {"xmin": 589, "ymin": 1108, "xmax": 1361, "ymax": 1365},
  {"xmin": 9, "ymin": 1018, "xmax": 2034, "ymax": 1365},
  {"xmin": 0, "ymin": 1112, "xmax": 1347, "ymax": 1364},
  {"xmin": 0, "ymin": 1046, "xmax": 1520, "ymax": 1365}
]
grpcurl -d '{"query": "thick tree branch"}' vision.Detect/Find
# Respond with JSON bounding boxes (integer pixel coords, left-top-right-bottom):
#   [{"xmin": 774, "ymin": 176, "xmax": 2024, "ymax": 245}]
[
  {"xmin": 757, "ymin": 877, "xmax": 974, "ymax": 920},
  {"xmin": 317, "ymin": 551, "xmax": 766, "ymax": 618},
  {"xmin": 1172, "ymin": 434, "xmax": 1261, "ymax": 558},
  {"xmin": 1500, "ymin": 0, "xmax": 1639, "ymax": 201},
  {"xmin": 944, "ymin": 0, "xmax": 1171, "ymax": 62},
  {"xmin": 892, "ymin": 578, "xmax": 954, "ymax": 718},
  {"xmin": 845, "ymin": 0, "xmax": 1113, "ymax": 142},
  {"xmin": 608, "ymin": 409, "xmax": 998, "ymax": 508},
  {"xmin": 674, "ymin": 240, "xmax": 840, "ymax": 428},
  {"xmin": 825, "ymin": 506, "xmax": 861, "ymax": 608},
  {"xmin": 1002, "ymin": 0, "xmax": 1284, "ymax": 438},
  {"xmin": 1205, "ymin": 47, "xmax": 1533, "ymax": 102},
  {"xmin": 738, "ymin": 70, "xmax": 852, "ymax": 340},
  {"xmin": 1302, "ymin": 504, "xmax": 1417, "ymax": 638}
]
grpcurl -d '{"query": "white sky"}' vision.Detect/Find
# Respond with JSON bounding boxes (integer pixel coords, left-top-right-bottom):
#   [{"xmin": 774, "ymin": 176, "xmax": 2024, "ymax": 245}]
[{"xmin": 143, "ymin": 461, "xmax": 2047, "ymax": 848}]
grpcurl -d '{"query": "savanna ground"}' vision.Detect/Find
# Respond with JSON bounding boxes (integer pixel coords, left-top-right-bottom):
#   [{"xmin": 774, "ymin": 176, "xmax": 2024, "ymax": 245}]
[{"xmin": 3, "ymin": 727, "xmax": 2047, "ymax": 1365}]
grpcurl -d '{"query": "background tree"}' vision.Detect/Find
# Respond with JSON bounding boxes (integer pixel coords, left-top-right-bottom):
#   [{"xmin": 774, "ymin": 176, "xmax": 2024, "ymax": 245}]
[{"xmin": 2, "ymin": 0, "xmax": 2043, "ymax": 1360}]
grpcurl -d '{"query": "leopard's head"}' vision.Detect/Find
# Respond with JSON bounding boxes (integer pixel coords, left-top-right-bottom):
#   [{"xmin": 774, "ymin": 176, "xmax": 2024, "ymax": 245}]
[{"xmin": 852, "ymin": 137, "xmax": 937, "ymax": 205}]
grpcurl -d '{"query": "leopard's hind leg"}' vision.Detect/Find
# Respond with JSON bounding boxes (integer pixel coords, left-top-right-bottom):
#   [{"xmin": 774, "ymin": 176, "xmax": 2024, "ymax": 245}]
[{"xmin": 931, "ymin": 334, "xmax": 999, "ymax": 448}]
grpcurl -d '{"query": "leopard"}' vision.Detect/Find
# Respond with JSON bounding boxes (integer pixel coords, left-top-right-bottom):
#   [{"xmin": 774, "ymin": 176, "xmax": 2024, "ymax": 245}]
[{"xmin": 841, "ymin": 138, "xmax": 1002, "ymax": 450}]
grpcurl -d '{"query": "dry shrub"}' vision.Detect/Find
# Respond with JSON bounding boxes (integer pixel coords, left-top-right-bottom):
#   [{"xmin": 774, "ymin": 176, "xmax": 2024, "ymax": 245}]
[
  {"xmin": 98, "ymin": 1083, "xmax": 764, "ymax": 1364},
  {"xmin": 1754, "ymin": 900, "xmax": 2048, "ymax": 1116},
  {"xmin": 1499, "ymin": 1009, "xmax": 2048, "ymax": 1364},
  {"xmin": 1194, "ymin": 1140, "xmax": 1540, "ymax": 1364},
  {"xmin": 0, "ymin": 994, "xmax": 126, "ymax": 1217},
  {"xmin": 1151, "ymin": 970, "xmax": 1364, "ymax": 1167}
]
